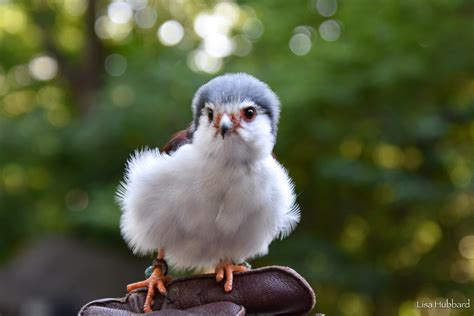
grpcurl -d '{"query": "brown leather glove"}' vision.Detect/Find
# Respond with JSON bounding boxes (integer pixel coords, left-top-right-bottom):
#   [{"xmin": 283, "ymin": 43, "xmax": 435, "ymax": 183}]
[{"xmin": 79, "ymin": 266, "xmax": 316, "ymax": 315}]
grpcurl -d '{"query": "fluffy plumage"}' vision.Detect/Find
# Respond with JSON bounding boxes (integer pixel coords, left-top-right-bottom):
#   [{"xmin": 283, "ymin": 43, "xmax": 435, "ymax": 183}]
[{"xmin": 117, "ymin": 73, "xmax": 300, "ymax": 271}]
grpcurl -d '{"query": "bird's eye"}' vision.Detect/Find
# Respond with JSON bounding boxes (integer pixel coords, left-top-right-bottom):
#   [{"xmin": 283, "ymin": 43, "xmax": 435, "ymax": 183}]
[
  {"xmin": 207, "ymin": 108, "xmax": 213, "ymax": 122},
  {"xmin": 242, "ymin": 106, "xmax": 256, "ymax": 121}
]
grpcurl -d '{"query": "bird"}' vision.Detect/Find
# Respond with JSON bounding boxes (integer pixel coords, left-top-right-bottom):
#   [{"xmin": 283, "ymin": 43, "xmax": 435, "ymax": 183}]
[{"xmin": 117, "ymin": 73, "xmax": 300, "ymax": 313}]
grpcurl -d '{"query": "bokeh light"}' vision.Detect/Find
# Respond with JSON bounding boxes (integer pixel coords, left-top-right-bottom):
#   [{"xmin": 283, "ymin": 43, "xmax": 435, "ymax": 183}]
[
  {"xmin": 204, "ymin": 34, "xmax": 234, "ymax": 58},
  {"xmin": 95, "ymin": 15, "xmax": 132, "ymax": 41},
  {"xmin": 3, "ymin": 90, "xmax": 35, "ymax": 116},
  {"xmin": 57, "ymin": 26, "xmax": 84, "ymax": 52},
  {"xmin": 232, "ymin": 35, "xmax": 252, "ymax": 57},
  {"xmin": 11, "ymin": 64, "xmax": 32, "ymax": 86},
  {"xmin": 316, "ymin": 0, "xmax": 338, "ymax": 17},
  {"xmin": 289, "ymin": 33, "xmax": 312, "ymax": 56},
  {"xmin": 319, "ymin": 19, "xmax": 341, "ymax": 41},
  {"xmin": 458, "ymin": 235, "xmax": 474, "ymax": 259},
  {"xmin": 158, "ymin": 20, "xmax": 184, "ymax": 46},
  {"xmin": 126, "ymin": 0, "xmax": 148, "ymax": 11},
  {"xmin": 449, "ymin": 159, "xmax": 472, "ymax": 188},
  {"xmin": 214, "ymin": 2, "xmax": 240, "ymax": 26},
  {"xmin": 104, "ymin": 54, "xmax": 127, "ymax": 77},
  {"xmin": 373, "ymin": 143, "xmax": 403, "ymax": 169},
  {"xmin": 242, "ymin": 18, "xmax": 264, "ymax": 40},
  {"xmin": 108, "ymin": 1, "xmax": 133, "ymax": 25},
  {"xmin": 188, "ymin": 50, "xmax": 222, "ymax": 74},
  {"xmin": 134, "ymin": 7, "xmax": 157, "ymax": 29},
  {"xmin": 184, "ymin": 2, "xmax": 249, "ymax": 72},
  {"xmin": 0, "ymin": 5, "xmax": 27, "ymax": 34},
  {"xmin": 63, "ymin": 0, "xmax": 88, "ymax": 17},
  {"xmin": 37, "ymin": 85, "xmax": 64, "ymax": 109},
  {"xmin": 28, "ymin": 56, "xmax": 58, "ymax": 81},
  {"xmin": 194, "ymin": 13, "xmax": 231, "ymax": 39},
  {"xmin": 413, "ymin": 221, "xmax": 442, "ymax": 253}
]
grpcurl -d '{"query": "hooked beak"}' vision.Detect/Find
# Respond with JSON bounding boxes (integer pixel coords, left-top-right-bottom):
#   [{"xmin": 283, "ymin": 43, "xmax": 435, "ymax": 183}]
[{"xmin": 219, "ymin": 114, "xmax": 233, "ymax": 139}]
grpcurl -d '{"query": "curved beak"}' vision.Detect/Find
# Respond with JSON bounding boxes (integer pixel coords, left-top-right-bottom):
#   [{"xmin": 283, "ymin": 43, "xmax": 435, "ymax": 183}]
[{"xmin": 219, "ymin": 114, "xmax": 233, "ymax": 139}]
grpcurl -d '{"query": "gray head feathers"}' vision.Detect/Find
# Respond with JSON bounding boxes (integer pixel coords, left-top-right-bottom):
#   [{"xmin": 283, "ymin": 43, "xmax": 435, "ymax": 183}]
[{"xmin": 191, "ymin": 73, "xmax": 281, "ymax": 135}]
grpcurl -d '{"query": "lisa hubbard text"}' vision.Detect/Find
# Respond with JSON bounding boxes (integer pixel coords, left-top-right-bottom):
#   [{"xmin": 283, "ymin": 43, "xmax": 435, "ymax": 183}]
[{"xmin": 416, "ymin": 299, "xmax": 470, "ymax": 309}]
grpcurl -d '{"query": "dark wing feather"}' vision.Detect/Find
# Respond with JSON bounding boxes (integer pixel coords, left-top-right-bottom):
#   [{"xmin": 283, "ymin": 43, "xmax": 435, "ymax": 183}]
[{"xmin": 162, "ymin": 128, "xmax": 193, "ymax": 155}]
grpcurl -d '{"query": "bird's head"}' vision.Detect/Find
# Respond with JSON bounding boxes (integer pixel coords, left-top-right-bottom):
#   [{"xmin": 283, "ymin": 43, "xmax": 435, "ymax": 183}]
[{"xmin": 190, "ymin": 73, "xmax": 280, "ymax": 161}]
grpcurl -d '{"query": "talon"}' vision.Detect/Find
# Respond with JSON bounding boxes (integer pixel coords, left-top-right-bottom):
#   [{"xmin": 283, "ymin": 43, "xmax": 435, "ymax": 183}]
[
  {"xmin": 144, "ymin": 305, "xmax": 152, "ymax": 313},
  {"xmin": 126, "ymin": 256, "xmax": 171, "ymax": 313},
  {"xmin": 127, "ymin": 280, "xmax": 149, "ymax": 292},
  {"xmin": 214, "ymin": 262, "xmax": 249, "ymax": 292},
  {"xmin": 156, "ymin": 277, "xmax": 170, "ymax": 295},
  {"xmin": 224, "ymin": 279, "xmax": 233, "ymax": 292},
  {"xmin": 215, "ymin": 267, "xmax": 224, "ymax": 282}
]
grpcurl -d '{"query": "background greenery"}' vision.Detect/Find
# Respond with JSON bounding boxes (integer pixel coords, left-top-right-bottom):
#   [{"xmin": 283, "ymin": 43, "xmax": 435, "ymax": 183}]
[{"xmin": 0, "ymin": 0, "xmax": 473, "ymax": 315}]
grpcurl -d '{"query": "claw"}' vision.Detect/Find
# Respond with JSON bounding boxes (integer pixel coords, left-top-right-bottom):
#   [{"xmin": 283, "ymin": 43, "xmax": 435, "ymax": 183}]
[
  {"xmin": 127, "ymin": 280, "xmax": 149, "ymax": 292},
  {"xmin": 216, "ymin": 267, "xmax": 225, "ymax": 283},
  {"xmin": 215, "ymin": 262, "xmax": 249, "ymax": 292},
  {"xmin": 127, "ymin": 265, "xmax": 171, "ymax": 313},
  {"xmin": 155, "ymin": 275, "xmax": 171, "ymax": 295}
]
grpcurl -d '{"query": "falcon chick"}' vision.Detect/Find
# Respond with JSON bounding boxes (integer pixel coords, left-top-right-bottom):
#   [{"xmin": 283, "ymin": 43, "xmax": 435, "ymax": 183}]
[{"xmin": 117, "ymin": 73, "xmax": 300, "ymax": 312}]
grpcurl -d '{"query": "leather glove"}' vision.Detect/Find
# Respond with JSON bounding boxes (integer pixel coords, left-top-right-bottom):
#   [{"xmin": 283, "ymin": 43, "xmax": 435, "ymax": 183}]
[{"xmin": 79, "ymin": 266, "xmax": 316, "ymax": 315}]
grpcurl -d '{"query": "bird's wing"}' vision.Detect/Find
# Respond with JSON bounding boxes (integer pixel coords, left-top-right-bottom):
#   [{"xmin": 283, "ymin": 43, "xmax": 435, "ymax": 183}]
[{"xmin": 162, "ymin": 128, "xmax": 193, "ymax": 155}]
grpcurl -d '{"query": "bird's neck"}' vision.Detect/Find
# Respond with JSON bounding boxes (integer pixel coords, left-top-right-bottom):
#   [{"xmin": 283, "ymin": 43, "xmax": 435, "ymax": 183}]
[{"xmin": 196, "ymin": 143, "xmax": 269, "ymax": 168}]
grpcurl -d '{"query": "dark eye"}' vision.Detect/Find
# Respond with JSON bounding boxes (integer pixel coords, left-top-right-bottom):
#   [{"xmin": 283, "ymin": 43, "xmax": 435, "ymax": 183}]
[
  {"xmin": 207, "ymin": 108, "xmax": 213, "ymax": 122},
  {"xmin": 242, "ymin": 106, "xmax": 256, "ymax": 121}
]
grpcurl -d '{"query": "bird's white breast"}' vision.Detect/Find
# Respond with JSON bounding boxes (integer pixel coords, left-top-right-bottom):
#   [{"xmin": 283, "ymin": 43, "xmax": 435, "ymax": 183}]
[{"xmin": 118, "ymin": 144, "xmax": 299, "ymax": 270}]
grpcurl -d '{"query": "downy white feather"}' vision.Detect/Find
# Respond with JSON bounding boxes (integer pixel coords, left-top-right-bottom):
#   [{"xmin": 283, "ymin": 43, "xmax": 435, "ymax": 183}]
[{"xmin": 117, "ymin": 74, "xmax": 300, "ymax": 271}]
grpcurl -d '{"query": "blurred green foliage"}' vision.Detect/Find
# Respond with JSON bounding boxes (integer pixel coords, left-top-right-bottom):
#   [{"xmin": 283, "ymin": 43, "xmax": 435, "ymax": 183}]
[{"xmin": 1, "ymin": 0, "xmax": 474, "ymax": 315}]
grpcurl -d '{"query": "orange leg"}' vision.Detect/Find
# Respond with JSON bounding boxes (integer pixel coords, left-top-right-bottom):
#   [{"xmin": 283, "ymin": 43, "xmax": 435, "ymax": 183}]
[
  {"xmin": 126, "ymin": 249, "xmax": 171, "ymax": 313},
  {"xmin": 215, "ymin": 261, "xmax": 248, "ymax": 292}
]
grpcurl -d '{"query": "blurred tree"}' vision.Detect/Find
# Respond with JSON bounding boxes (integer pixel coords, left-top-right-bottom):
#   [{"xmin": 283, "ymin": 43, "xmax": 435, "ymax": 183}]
[{"xmin": 0, "ymin": 0, "xmax": 473, "ymax": 315}]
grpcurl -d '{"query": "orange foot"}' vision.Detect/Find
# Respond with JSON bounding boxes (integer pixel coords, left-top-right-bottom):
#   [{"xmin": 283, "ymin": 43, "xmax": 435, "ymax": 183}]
[
  {"xmin": 215, "ymin": 262, "xmax": 249, "ymax": 292},
  {"xmin": 127, "ymin": 260, "xmax": 171, "ymax": 313}
]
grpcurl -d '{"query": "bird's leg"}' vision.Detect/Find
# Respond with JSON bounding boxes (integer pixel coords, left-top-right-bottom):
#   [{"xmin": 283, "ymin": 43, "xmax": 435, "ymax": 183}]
[
  {"xmin": 126, "ymin": 249, "xmax": 171, "ymax": 313},
  {"xmin": 215, "ymin": 261, "xmax": 249, "ymax": 292}
]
